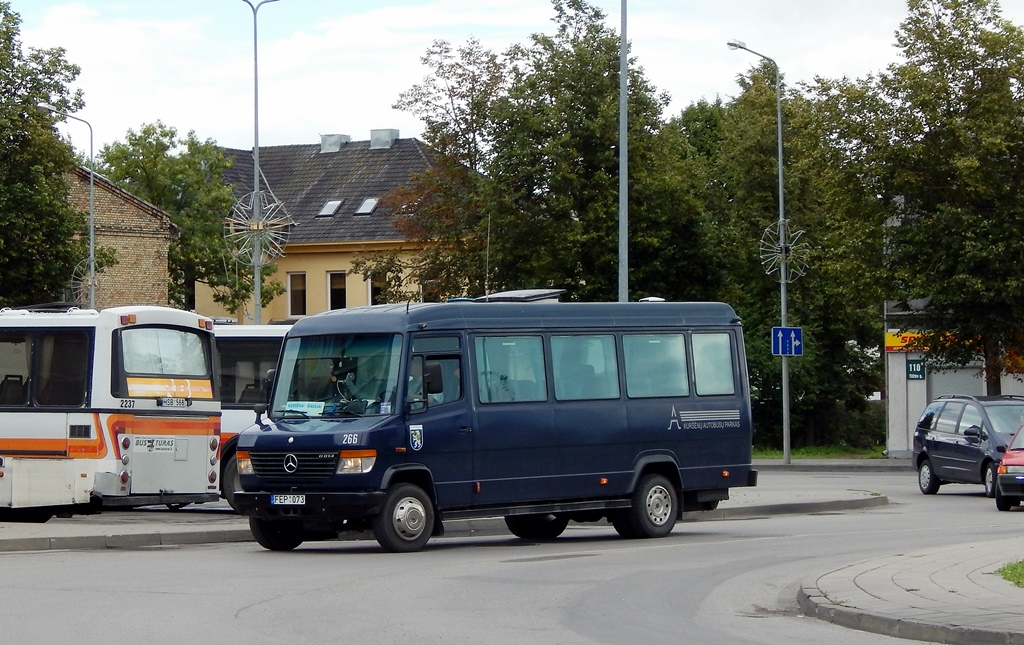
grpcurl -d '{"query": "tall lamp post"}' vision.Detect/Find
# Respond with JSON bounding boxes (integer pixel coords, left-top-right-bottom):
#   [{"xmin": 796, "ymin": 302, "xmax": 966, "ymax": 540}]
[
  {"xmin": 240, "ymin": 0, "xmax": 279, "ymax": 324},
  {"xmin": 37, "ymin": 102, "xmax": 95, "ymax": 310},
  {"xmin": 727, "ymin": 40, "xmax": 792, "ymax": 464}
]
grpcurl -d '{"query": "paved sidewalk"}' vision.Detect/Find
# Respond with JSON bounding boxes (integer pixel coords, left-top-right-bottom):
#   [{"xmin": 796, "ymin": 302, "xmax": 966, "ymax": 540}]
[{"xmin": 799, "ymin": 538, "xmax": 1024, "ymax": 645}]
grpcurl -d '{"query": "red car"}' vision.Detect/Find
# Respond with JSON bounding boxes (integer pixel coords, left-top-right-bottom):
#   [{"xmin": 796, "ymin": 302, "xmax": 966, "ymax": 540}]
[{"xmin": 995, "ymin": 427, "xmax": 1024, "ymax": 510}]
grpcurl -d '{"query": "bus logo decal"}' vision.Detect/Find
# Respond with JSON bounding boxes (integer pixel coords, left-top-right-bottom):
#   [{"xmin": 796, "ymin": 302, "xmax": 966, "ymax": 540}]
[
  {"xmin": 409, "ymin": 425, "xmax": 423, "ymax": 451},
  {"xmin": 668, "ymin": 408, "xmax": 742, "ymax": 431}
]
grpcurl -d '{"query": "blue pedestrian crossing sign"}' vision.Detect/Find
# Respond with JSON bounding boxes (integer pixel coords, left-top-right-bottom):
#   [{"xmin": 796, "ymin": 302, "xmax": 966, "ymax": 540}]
[{"xmin": 772, "ymin": 327, "xmax": 803, "ymax": 356}]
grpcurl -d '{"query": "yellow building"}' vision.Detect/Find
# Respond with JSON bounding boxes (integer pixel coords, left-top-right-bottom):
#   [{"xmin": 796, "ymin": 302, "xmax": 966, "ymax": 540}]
[{"xmin": 196, "ymin": 130, "xmax": 430, "ymax": 323}]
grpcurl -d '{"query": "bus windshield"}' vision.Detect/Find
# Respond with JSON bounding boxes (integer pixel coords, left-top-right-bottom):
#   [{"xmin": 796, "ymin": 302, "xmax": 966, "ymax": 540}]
[
  {"xmin": 271, "ymin": 333, "xmax": 402, "ymax": 418},
  {"xmin": 121, "ymin": 327, "xmax": 210, "ymax": 376}
]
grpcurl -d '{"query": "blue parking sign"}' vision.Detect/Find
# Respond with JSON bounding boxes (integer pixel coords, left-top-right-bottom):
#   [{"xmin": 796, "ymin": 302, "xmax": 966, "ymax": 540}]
[{"xmin": 772, "ymin": 327, "xmax": 803, "ymax": 356}]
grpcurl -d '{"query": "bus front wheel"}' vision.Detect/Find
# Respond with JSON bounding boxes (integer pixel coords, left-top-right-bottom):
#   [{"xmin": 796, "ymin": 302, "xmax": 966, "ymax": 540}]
[
  {"xmin": 249, "ymin": 517, "xmax": 305, "ymax": 551},
  {"xmin": 618, "ymin": 474, "xmax": 678, "ymax": 539}
]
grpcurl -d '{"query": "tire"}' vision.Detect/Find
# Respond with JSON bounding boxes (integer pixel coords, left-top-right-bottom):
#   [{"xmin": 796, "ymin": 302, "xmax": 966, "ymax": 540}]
[
  {"xmin": 504, "ymin": 514, "xmax": 569, "ymax": 540},
  {"xmin": 372, "ymin": 483, "xmax": 434, "ymax": 553},
  {"xmin": 617, "ymin": 474, "xmax": 678, "ymax": 539},
  {"xmin": 249, "ymin": 517, "xmax": 305, "ymax": 551},
  {"xmin": 222, "ymin": 454, "xmax": 242, "ymax": 513},
  {"xmin": 996, "ymin": 485, "xmax": 1014, "ymax": 512},
  {"xmin": 918, "ymin": 458, "xmax": 941, "ymax": 495},
  {"xmin": 984, "ymin": 462, "xmax": 998, "ymax": 498}
]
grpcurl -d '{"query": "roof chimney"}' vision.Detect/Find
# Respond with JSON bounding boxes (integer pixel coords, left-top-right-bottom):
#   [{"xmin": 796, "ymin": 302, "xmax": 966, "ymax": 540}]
[
  {"xmin": 370, "ymin": 129, "xmax": 399, "ymax": 149},
  {"xmin": 320, "ymin": 133, "xmax": 351, "ymax": 153}
]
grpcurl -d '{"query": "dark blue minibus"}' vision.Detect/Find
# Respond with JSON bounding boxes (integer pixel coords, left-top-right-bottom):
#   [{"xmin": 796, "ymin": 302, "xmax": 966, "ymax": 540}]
[{"xmin": 233, "ymin": 291, "xmax": 757, "ymax": 552}]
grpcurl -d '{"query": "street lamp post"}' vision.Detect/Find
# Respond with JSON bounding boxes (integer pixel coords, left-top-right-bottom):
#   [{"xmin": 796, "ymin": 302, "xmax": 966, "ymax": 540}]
[
  {"xmin": 240, "ymin": 0, "xmax": 279, "ymax": 324},
  {"xmin": 727, "ymin": 40, "xmax": 791, "ymax": 464},
  {"xmin": 37, "ymin": 102, "xmax": 95, "ymax": 310}
]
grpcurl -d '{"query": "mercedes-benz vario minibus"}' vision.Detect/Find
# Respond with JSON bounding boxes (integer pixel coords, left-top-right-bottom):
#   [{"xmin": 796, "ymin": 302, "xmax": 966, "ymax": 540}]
[{"xmin": 234, "ymin": 293, "xmax": 757, "ymax": 552}]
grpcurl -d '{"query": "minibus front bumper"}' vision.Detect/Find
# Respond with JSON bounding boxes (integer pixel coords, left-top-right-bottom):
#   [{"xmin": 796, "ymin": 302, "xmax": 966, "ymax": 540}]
[{"xmin": 233, "ymin": 490, "xmax": 387, "ymax": 521}]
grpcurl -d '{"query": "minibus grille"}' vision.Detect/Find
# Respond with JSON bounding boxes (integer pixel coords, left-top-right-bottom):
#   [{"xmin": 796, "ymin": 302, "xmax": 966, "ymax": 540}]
[{"xmin": 250, "ymin": 451, "xmax": 338, "ymax": 483}]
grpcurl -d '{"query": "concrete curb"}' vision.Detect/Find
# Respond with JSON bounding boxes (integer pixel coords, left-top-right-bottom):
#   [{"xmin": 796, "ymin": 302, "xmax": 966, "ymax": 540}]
[
  {"xmin": 797, "ymin": 584, "xmax": 1024, "ymax": 645},
  {"xmin": 0, "ymin": 493, "xmax": 889, "ymax": 553}
]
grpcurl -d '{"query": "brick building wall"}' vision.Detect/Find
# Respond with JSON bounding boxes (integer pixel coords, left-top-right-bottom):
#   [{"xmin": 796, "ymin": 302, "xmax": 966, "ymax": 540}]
[{"xmin": 66, "ymin": 168, "xmax": 174, "ymax": 308}]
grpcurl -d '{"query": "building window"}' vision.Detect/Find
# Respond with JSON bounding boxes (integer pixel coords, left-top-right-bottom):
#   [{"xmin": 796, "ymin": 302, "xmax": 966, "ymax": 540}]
[
  {"xmin": 371, "ymin": 275, "xmax": 386, "ymax": 305},
  {"xmin": 288, "ymin": 273, "xmax": 306, "ymax": 317},
  {"xmin": 329, "ymin": 272, "xmax": 347, "ymax": 310}
]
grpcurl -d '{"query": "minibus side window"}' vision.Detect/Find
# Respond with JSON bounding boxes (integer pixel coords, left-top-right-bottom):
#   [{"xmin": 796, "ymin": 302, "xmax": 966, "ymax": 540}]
[
  {"xmin": 623, "ymin": 334, "xmax": 688, "ymax": 398},
  {"xmin": 552, "ymin": 335, "xmax": 619, "ymax": 400},
  {"xmin": 692, "ymin": 332, "xmax": 736, "ymax": 396},
  {"xmin": 475, "ymin": 336, "xmax": 547, "ymax": 403}
]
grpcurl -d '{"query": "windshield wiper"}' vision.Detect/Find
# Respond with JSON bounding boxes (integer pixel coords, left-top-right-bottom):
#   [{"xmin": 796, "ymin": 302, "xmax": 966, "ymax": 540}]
[{"xmin": 278, "ymin": 409, "xmax": 309, "ymax": 418}]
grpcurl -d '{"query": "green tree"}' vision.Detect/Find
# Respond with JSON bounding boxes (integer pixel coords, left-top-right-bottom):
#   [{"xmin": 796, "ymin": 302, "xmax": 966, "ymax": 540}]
[
  {"xmin": 0, "ymin": 1, "xmax": 88, "ymax": 306},
  {"xmin": 375, "ymin": 0, "xmax": 723, "ymax": 303},
  {"xmin": 874, "ymin": 0, "xmax": 1024, "ymax": 394},
  {"xmin": 99, "ymin": 122, "xmax": 279, "ymax": 312},
  {"xmin": 353, "ymin": 38, "xmax": 506, "ymax": 302},
  {"xmin": 681, "ymin": 62, "xmax": 886, "ymax": 448}
]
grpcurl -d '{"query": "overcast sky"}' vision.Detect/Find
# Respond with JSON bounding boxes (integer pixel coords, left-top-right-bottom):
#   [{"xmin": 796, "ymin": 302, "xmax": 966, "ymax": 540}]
[{"xmin": 14, "ymin": 1, "xmax": 1024, "ymax": 155}]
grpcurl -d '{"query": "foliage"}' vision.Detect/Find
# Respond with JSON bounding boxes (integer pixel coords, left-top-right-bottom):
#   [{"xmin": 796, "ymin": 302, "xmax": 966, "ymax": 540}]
[
  {"xmin": 359, "ymin": 0, "xmax": 723, "ymax": 303},
  {"xmin": 870, "ymin": 0, "xmax": 1024, "ymax": 394},
  {"xmin": 98, "ymin": 122, "xmax": 282, "ymax": 312},
  {"xmin": 0, "ymin": 1, "xmax": 88, "ymax": 306},
  {"xmin": 999, "ymin": 561, "xmax": 1024, "ymax": 588}
]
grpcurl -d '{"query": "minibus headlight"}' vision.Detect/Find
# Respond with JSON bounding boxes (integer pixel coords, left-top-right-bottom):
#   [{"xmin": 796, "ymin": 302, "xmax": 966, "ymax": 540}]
[
  {"xmin": 337, "ymin": 450, "xmax": 376, "ymax": 474},
  {"xmin": 236, "ymin": 451, "xmax": 254, "ymax": 475}
]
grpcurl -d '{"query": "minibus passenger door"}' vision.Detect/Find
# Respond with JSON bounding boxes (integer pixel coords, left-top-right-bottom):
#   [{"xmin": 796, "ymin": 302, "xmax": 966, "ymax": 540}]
[{"xmin": 406, "ymin": 354, "xmax": 474, "ymax": 508}]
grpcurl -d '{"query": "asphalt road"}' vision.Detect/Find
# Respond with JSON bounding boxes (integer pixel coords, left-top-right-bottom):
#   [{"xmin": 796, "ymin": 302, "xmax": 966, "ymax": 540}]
[{"xmin": 0, "ymin": 469, "xmax": 1017, "ymax": 644}]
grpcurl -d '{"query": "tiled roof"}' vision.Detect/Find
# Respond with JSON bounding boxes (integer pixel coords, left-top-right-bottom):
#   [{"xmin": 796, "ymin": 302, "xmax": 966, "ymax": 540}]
[{"xmin": 222, "ymin": 137, "xmax": 434, "ymax": 245}]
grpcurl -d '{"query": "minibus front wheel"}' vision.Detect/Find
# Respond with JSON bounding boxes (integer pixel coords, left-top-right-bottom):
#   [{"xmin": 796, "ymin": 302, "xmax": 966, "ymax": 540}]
[
  {"xmin": 372, "ymin": 483, "xmax": 435, "ymax": 553},
  {"xmin": 249, "ymin": 517, "xmax": 305, "ymax": 551}
]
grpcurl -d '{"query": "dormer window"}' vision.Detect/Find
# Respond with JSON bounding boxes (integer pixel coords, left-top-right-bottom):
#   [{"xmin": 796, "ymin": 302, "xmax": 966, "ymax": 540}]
[
  {"xmin": 355, "ymin": 198, "xmax": 378, "ymax": 215},
  {"xmin": 317, "ymin": 199, "xmax": 344, "ymax": 218}
]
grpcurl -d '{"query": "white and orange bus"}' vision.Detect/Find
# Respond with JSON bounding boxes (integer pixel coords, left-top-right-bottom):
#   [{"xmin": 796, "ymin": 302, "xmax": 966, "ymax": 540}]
[
  {"xmin": 0, "ymin": 305, "xmax": 221, "ymax": 521},
  {"xmin": 213, "ymin": 324, "xmax": 287, "ymax": 511}
]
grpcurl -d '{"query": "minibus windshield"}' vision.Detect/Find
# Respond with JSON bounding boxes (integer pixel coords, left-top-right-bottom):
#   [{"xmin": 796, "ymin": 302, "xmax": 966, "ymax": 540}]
[{"xmin": 271, "ymin": 333, "xmax": 402, "ymax": 418}]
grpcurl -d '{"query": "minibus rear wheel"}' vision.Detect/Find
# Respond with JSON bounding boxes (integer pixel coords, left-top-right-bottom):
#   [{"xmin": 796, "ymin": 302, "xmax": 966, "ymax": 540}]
[{"xmin": 618, "ymin": 474, "xmax": 678, "ymax": 539}]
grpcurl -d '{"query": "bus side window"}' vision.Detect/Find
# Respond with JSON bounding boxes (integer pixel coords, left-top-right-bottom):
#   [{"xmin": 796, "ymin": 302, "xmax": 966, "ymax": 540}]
[
  {"xmin": 36, "ymin": 332, "xmax": 89, "ymax": 407},
  {"xmin": 692, "ymin": 333, "xmax": 736, "ymax": 396},
  {"xmin": 623, "ymin": 334, "xmax": 688, "ymax": 398},
  {"xmin": 0, "ymin": 333, "xmax": 30, "ymax": 406}
]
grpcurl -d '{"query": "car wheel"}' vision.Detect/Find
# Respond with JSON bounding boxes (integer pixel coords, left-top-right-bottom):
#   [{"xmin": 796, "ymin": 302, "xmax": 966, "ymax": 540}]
[
  {"xmin": 372, "ymin": 483, "xmax": 434, "ymax": 553},
  {"xmin": 984, "ymin": 462, "xmax": 998, "ymax": 498},
  {"xmin": 504, "ymin": 514, "xmax": 570, "ymax": 540},
  {"xmin": 617, "ymin": 474, "xmax": 678, "ymax": 539},
  {"xmin": 996, "ymin": 485, "xmax": 1014, "ymax": 512},
  {"xmin": 918, "ymin": 458, "xmax": 941, "ymax": 494},
  {"xmin": 249, "ymin": 517, "xmax": 305, "ymax": 551}
]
